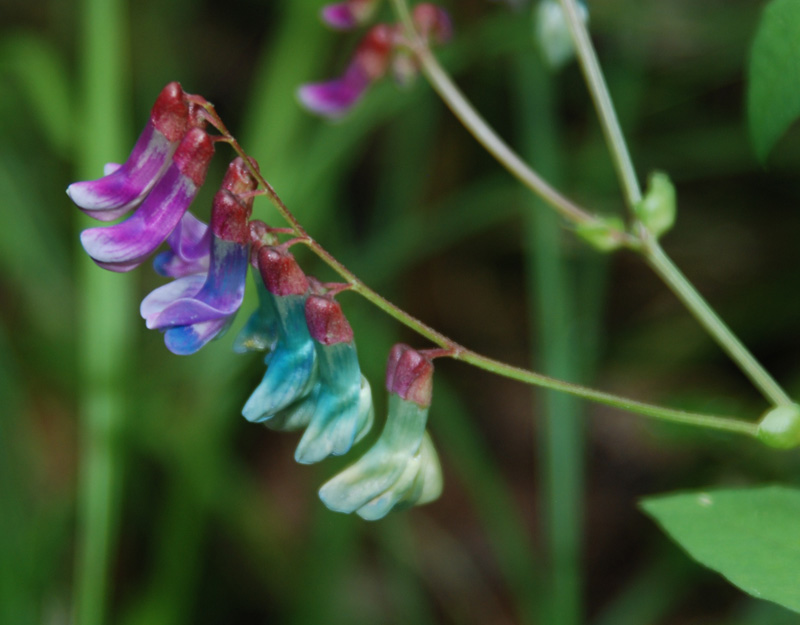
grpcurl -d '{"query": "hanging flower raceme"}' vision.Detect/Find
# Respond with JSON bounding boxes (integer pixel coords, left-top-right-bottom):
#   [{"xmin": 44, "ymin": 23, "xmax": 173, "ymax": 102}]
[
  {"xmin": 319, "ymin": 344, "xmax": 443, "ymax": 520},
  {"xmin": 321, "ymin": 0, "xmax": 381, "ymax": 30},
  {"xmin": 139, "ymin": 158, "xmax": 255, "ymax": 355},
  {"xmin": 67, "ymin": 82, "xmax": 196, "ymax": 221},
  {"xmin": 299, "ymin": 3, "xmax": 451, "ymax": 118}
]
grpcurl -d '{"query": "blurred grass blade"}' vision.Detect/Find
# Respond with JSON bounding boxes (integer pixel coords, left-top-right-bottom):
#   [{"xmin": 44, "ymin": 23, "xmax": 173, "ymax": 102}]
[{"xmin": 0, "ymin": 32, "xmax": 73, "ymax": 158}]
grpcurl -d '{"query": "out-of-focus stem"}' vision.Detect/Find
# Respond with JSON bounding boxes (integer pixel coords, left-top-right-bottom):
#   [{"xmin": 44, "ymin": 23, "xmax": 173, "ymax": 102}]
[{"xmin": 73, "ymin": 0, "xmax": 133, "ymax": 623}]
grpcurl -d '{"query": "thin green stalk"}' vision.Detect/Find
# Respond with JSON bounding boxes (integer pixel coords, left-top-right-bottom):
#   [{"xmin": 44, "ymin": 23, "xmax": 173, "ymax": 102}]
[
  {"xmin": 644, "ymin": 240, "xmax": 794, "ymax": 407},
  {"xmin": 558, "ymin": 0, "xmax": 794, "ymax": 407},
  {"xmin": 517, "ymin": 47, "xmax": 583, "ymax": 625},
  {"xmin": 557, "ymin": 0, "xmax": 642, "ymax": 210},
  {"xmin": 73, "ymin": 0, "xmax": 133, "ymax": 623},
  {"xmin": 199, "ymin": 108, "xmax": 760, "ymax": 439}
]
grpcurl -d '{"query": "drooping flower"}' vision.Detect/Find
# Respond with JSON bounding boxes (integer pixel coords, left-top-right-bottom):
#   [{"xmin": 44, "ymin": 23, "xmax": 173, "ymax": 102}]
[
  {"xmin": 139, "ymin": 159, "xmax": 256, "ymax": 355},
  {"xmin": 233, "ymin": 221, "xmax": 281, "ymax": 354},
  {"xmin": 79, "ymin": 127, "xmax": 215, "ymax": 272},
  {"xmin": 298, "ymin": 24, "xmax": 397, "ymax": 118},
  {"xmin": 535, "ymin": 0, "xmax": 588, "ymax": 70},
  {"xmin": 67, "ymin": 82, "xmax": 194, "ymax": 221},
  {"xmin": 319, "ymin": 344, "xmax": 443, "ymax": 520},
  {"xmin": 300, "ymin": 4, "xmax": 453, "ymax": 118},
  {"xmin": 293, "ymin": 294, "xmax": 374, "ymax": 464},
  {"xmin": 152, "ymin": 157, "xmax": 257, "ymax": 278},
  {"xmin": 321, "ymin": 0, "xmax": 381, "ymax": 30},
  {"xmin": 241, "ymin": 246, "xmax": 319, "ymax": 422}
]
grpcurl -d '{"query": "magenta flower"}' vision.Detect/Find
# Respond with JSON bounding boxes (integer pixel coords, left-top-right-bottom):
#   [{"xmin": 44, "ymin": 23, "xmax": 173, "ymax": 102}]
[
  {"xmin": 79, "ymin": 127, "xmax": 215, "ymax": 272},
  {"xmin": 67, "ymin": 82, "xmax": 193, "ymax": 221},
  {"xmin": 298, "ymin": 24, "xmax": 396, "ymax": 118},
  {"xmin": 140, "ymin": 188, "xmax": 251, "ymax": 355},
  {"xmin": 321, "ymin": 0, "xmax": 381, "ymax": 30},
  {"xmin": 152, "ymin": 158, "xmax": 256, "ymax": 278}
]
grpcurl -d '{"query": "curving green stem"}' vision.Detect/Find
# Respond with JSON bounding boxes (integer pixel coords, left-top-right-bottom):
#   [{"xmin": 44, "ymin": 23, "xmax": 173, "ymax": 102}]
[
  {"xmin": 556, "ymin": 0, "xmax": 794, "ymax": 408},
  {"xmin": 195, "ymin": 105, "xmax": 758, "ymax": 440}
]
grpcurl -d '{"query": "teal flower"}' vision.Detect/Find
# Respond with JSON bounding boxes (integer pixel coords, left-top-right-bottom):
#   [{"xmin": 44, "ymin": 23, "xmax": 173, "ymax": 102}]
[
  {"xmin": 293, "ymin": 294, "xmax": 374, "ymax": 464},
  {"xmin": 319, "ymin": 344, "xmax": 442, "ymax": 520}
]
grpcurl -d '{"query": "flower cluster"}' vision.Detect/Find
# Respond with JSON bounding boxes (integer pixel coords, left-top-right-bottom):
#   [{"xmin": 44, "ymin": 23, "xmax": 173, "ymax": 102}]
[
  {"xmin": 68, "ymin": 81, "xmax": 444, "ymax": 519},
  {"xmin": 299, "ymin": 1, "xmax": 452, "ymax": 118}
]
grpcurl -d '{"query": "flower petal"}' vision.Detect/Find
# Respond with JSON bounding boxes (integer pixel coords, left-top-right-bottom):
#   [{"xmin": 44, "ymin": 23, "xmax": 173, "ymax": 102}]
[
  {"xmin": 80, "ymin": 129, "xmax": 214, "ymax": 272},
  {"xmin": 153, "ymin": 211, "xmax": 211, "ymax": 278},
  {"xmin": 67, "ymin": 83, "xmax": 190, "ymax": 220}
]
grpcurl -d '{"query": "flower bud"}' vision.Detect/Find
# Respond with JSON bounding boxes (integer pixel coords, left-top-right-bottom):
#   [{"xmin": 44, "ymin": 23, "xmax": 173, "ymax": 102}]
[
  {"xmin": 635, "ymin": 171, "xmax": 676, "ymax": 239},
  {"xmin": 321, "ymin": 0, "xmax": 380, "ymax": 30},
  {"xmin": 386, "ymin": 344, "xmax": 434, "ymax": 407},
  {"xmin": 412, "ymin": 3, "xmax": 452, "ymax": 46},
  {"xmin": 575, "ymin": 216, "xmax": 627, "ymax": 252},
  {"xmin": 258, "ymin": 246, "xmax": 309, "ymax": 296},
  {"xmin": 305, "ymin": 295, "xmax": 354, "ymax": 345},
  {"xmin": 535, "ymin": 0, "xmax": 588, "ymax": 71},
  {"xmin": 757, "ymin": 404, "xmax": 800, "ymax": 449}
]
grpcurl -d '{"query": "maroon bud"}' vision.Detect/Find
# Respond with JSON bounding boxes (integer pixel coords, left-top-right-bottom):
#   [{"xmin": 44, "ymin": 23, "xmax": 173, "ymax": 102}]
[
  {"xmin": 173, "ymin": 128, "xmax": 215, "ymax": 187},
  {"xmin": 386, "ymin": 344, "xmax": 434, "ymax": 407},
  {"xmin": 210, "ymin": 190, "xmax": 249, "ymax": 243},
  {"xmin": 356, "ymin": 24, "xmax": 396, "ymax": 81},
  {"xmin": 305, "ymin": 295, "xmax": 354, "ymax": 345},
  {"xmin": 412, "ymin": 4, "xmax": 452, "ymax": 45},
  {"xmin": 258, "ymin": 246, "xmax": 309, "ymax": 296},
  {"xmin": 151, "ymin": 82, "xmax": 190, "ymax": 142},
  {"xmin": 222, "ymin": 157, "xmax": 258, "ymax": 200}
]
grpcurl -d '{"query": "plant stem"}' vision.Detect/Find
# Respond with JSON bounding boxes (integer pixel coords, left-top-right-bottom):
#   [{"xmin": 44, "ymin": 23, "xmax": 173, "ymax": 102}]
[
  {"xmin": 200, "ymin": 105, "xmax": 759, "ymax": 440},
  {"xmin": 558, "ymin": 0, "xmax": 642, "ymax": 210},
  {"xmin": 557, "ymin": 0, "xmax": 794, "ymax": 407},
  {"xmin": 73, "ymin": 0, "xmax": 132, "ymax": 623},
  {"xmin": 388, "ymin": 0, "xmax": 636, "ymax": 242},
  {"xmin": 644, "ymin": 239, "xmax": 794, "ymax": 407}
]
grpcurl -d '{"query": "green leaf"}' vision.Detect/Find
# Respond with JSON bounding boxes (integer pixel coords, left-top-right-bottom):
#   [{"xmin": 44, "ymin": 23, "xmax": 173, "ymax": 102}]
[
  {"xmin": 640, "ymin": 486, "xmax": 800, "ymax": 614},
  {"xmin": 747, "ymin": 0, "xmax": 800, "ymax": 161}
]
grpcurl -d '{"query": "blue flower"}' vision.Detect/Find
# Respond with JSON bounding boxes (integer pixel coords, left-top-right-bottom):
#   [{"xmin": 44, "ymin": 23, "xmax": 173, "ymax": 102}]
[
  {"xmin": 140, "ymin": 188, "xmax": 250, "ymax": 355},
  {"xmin": 319, "ymin": 344, "xmax": 442, "ymax": 519},
  {"xmin": 241, "ymin": 246, "xmax": 319, "ymax": 422}
]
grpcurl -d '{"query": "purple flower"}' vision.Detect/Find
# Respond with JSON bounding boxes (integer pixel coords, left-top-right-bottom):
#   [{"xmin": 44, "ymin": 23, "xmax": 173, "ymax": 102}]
[
  {"xmin": 79, "ymin": 127, "xmax": 215, "ymax": 272},
  {"xmin": 298, "ymin": 24, "xmax": 396, "ymax": 118},
  {"xmin": 152, "ymin": 158, "xmax": 257, "ymax": 278},
  {"xmin": 67, "ymin": 82, "xmax": 193, "ymax": 221},
  {"xmin": 140, "ymin": 188, "xmax": 251, "ymax": 355},
  {"xmin": 321, "ymin": 0, "xmax": 381, "ymax": 30}
]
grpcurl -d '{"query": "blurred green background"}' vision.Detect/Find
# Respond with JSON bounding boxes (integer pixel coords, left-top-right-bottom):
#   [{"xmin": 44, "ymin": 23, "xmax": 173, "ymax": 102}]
[{"xmin": 2, "ymin": 0, "xmax": 800, "ymax": 623}]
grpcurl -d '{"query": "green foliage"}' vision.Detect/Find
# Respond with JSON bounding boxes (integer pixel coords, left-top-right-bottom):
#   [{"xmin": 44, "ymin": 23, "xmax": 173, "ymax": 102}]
[
  {"xmin": 747, "ymin": 0, "xmax": 800, "ymax": 161},
  {"xmin": 641, "ymin": 486, "xmax": 800, "ymax": 614}
]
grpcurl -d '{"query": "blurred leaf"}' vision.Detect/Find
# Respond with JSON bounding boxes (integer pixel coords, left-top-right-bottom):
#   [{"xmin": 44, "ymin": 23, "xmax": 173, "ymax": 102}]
[
  {"xmin": 0, "ymin": 32, "xmax": 73, "ymax": 158},
  {"xmin": 747, "ymin": 0, "xmax": 800, "ymax": 161},
  {"xmin": 640, "ymin": 486, "xmax": 800, "ymax": 613}
]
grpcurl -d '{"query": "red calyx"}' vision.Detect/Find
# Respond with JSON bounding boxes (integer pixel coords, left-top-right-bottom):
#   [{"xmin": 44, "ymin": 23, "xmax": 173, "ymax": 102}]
[
  {"xmin": 211, "ymin": 190, "xmax": 250, "ymax": 243},
  {"xmin": 258, "ymin": 246, "xmax": 309, "ymax": 296},
  {"xmin": 386, "ymin": 344, "xmax": 434, "ymax": 407},
  {"xmin": 151, "ymin": 82, "xmax": 190, "ymax": 142},
  {"xmin": 173, "ymin": 128, "xmax": 215, "ymax": 187},
  {"xmin": 305, "ymin": 295, "xmax": 354, "ymax": 345}
]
